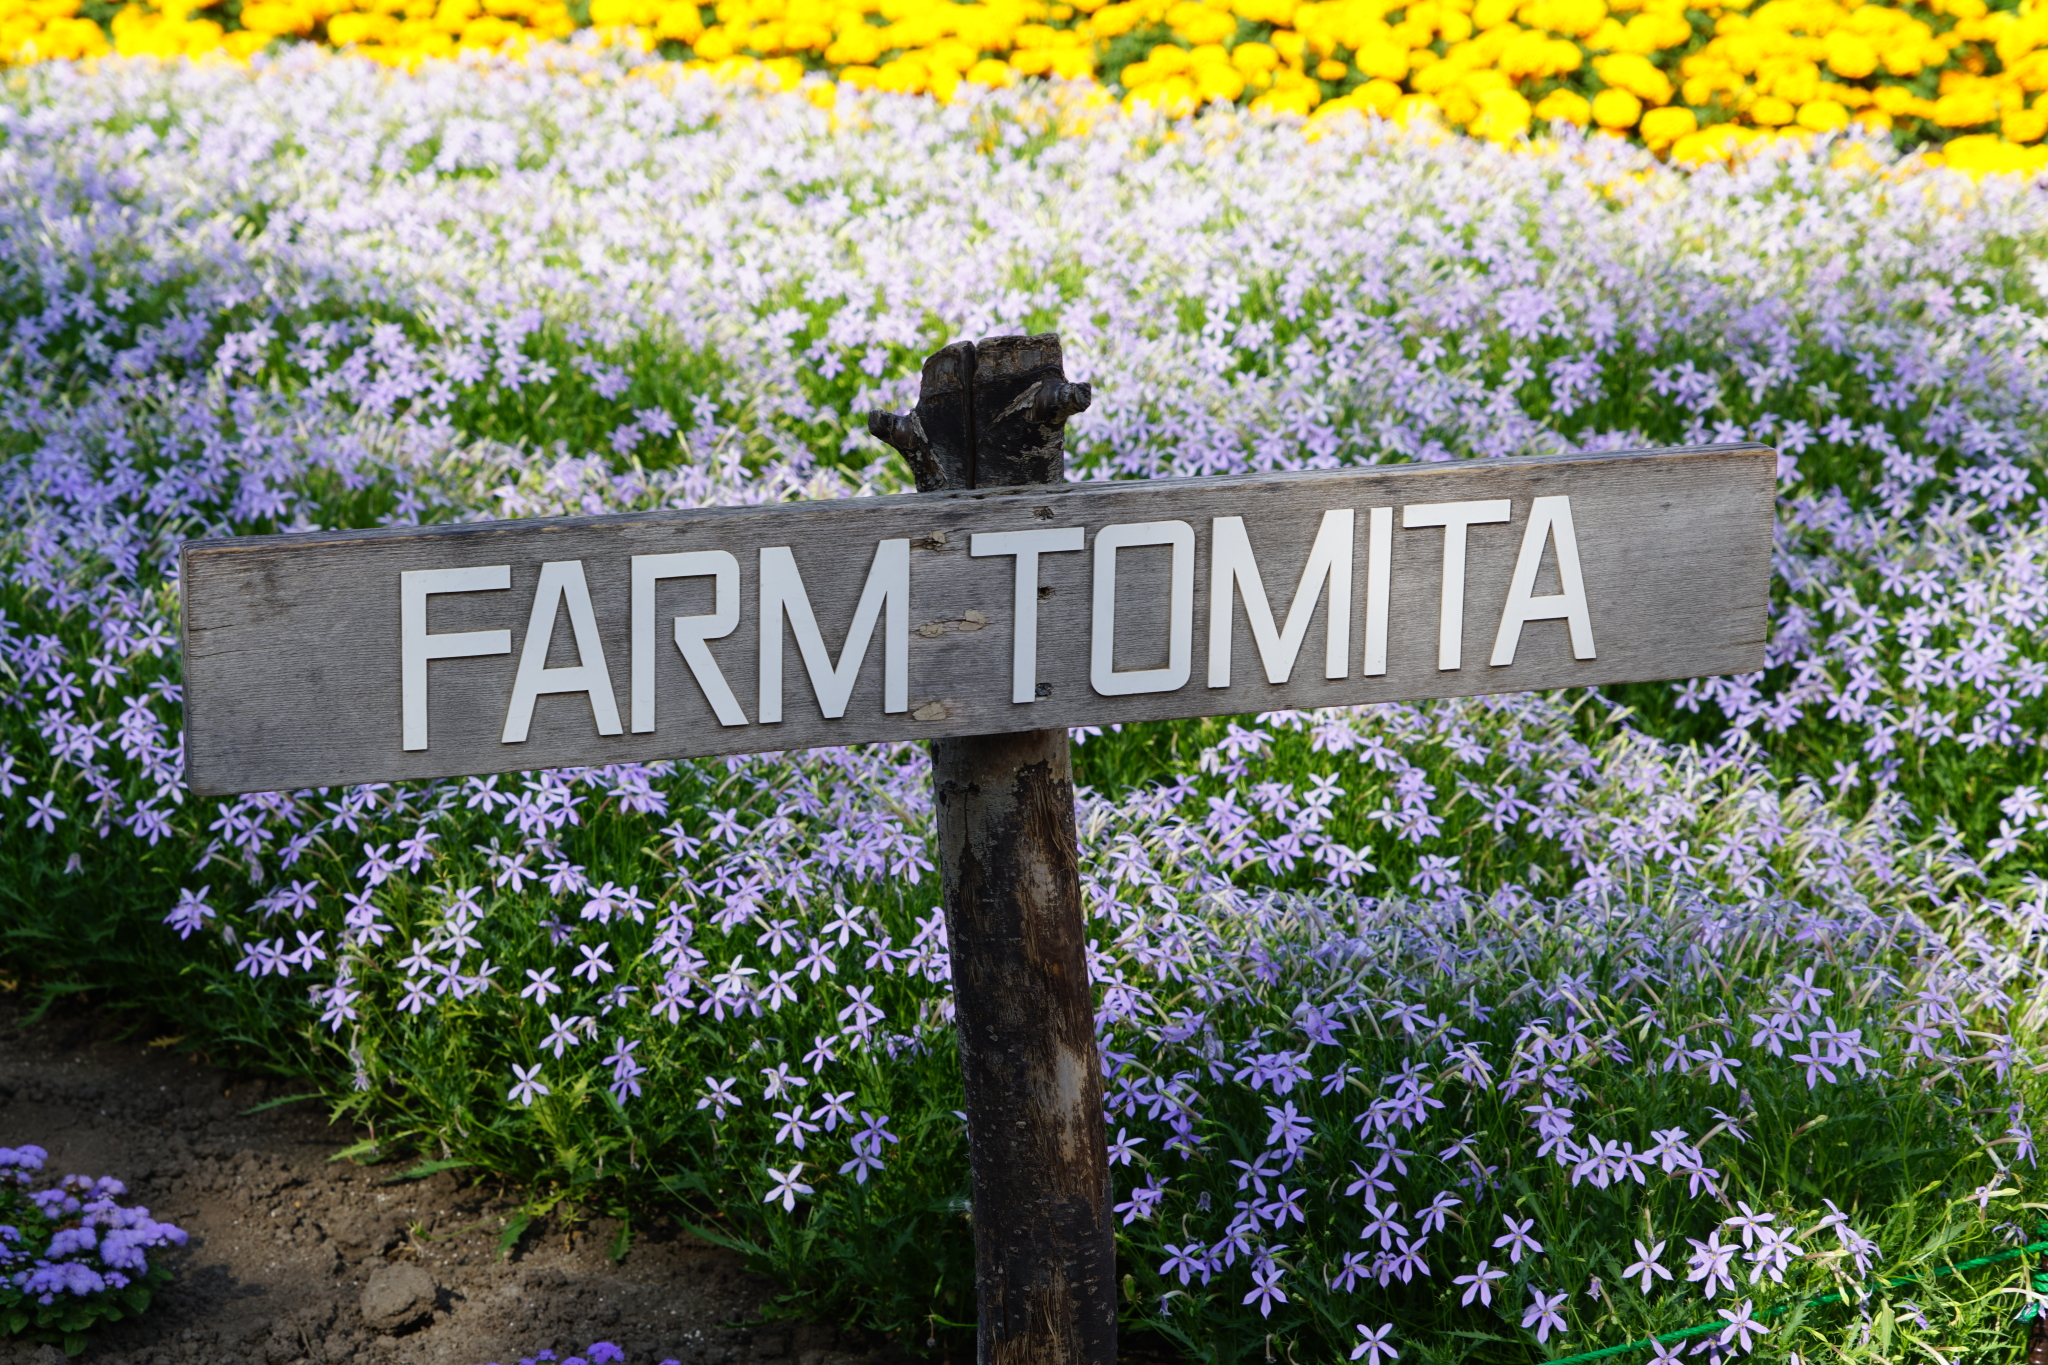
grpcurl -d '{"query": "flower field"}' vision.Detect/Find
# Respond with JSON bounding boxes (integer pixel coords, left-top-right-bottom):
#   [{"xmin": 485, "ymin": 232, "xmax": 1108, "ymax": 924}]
[
  {"xmin": 5, "ymin": 0, "xmax": 2048, "ymax": 167},
  {"xmin": 4, "ymin": 45, "xmax": 2048, "ymax": 1363}
]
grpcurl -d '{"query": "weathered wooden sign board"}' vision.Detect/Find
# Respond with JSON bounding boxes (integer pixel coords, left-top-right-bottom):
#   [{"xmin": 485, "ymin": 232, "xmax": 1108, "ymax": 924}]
[
  {"xmin": 181, "ymin": 444, "xmax": 1772, "ymax": 796},
  {"xmin": 179, "ymin": 331, "xmax": 1776, "ymax": 1365}
]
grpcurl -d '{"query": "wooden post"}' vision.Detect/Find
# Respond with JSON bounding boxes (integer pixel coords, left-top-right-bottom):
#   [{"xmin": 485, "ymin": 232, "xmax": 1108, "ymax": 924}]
[{"xmin": 870, "ymin": 335, "xmax": 1116, "ymax": 1365}]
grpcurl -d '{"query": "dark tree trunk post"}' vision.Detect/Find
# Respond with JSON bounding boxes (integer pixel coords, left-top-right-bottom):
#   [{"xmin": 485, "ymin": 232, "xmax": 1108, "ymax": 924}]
[{"xmin": 869, "ymin": 335, "xmax": 1116, "ymax": 1365}]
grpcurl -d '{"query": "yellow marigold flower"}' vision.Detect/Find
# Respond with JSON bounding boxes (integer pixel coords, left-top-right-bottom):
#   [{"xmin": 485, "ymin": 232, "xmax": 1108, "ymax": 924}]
[
  {"xmin": 1089, "ymin": 1, "xmax": 1141, "ymax": 32},
  {"xmin": 1314, "ymin": 54, "xmax": 1343, "ymax": 77},
  {"xmin": 1522, "ymin": 0, "xmax": 1606, "ymax": 40},
  {"xmin": 966, "ymin": 54, "xmax": 1010, "ymax": 80},
  {"xmin": 1820, "ymin": 28, "xmax": 1873, "ymax": 78},
  {"xmin": 1796, "ymin": 96, "xmax": 1847, "ymax": 129},
  {"xmin": 1583, "ymin": 14, "xmax": 1622, "ymax": 48},
  {"xmin": 655, "ymin": 2, "xmax": 703, "ymax": 40},
  {"xmin": 2005, "ymin": 103, "xmax": 2048, "ymax": 142},
  {"xmin": 238, "ymin": 1, "xmax": 305, "ymax": 33},
  {"xmin": 1354, "ymin": 74, "xmax": 1400, "ymax": 109},
  {"xmin": 1595, "ymin": 51, "xmax": 1671, "ymax": 103},
  {"xmin": 1613, "ymin": 9, "xmax": 1685, "ymax": 52},
  {"xmin": 1435, "ymin": 83, "xmax": 1478, "ymax": 122},
  {"xmin": 1669, "ymin": 120, "xmax": 1761, "ymax": 162},
  {"xmin": 1932, "ymin": 86, "xmax": 1997, "ymax": 126},
  {"xmin": 1352, "ymin": 35, "xmax": 1406, "ymax": 79},
  {"xmin": 1468, "ymin": 85, "xmax": 1531, "ymax": 139},
  {"xmin": 1230, "ymin": 38, "xmax": 1276, "ymax": 69},
  {"xmin": 1756, "ymin": 58, "xmax": 1817, "ymax": 104},
  {"xmin": 1126, "ymin": 71, "xmax": 1197, "ymax": 109},
  {"xmin": 1994, "ymin": 12, "xmax": 2048, "ymax": 66},
  {"xmin": 1195, "ymin": 62, "xmax": 1243, "ymax": 95},
  {"xmin": 1590, "ymin": 84, "xmax": 1640, "ymax": 125},
  {"xmin": 875, "ymin": 51, "xmax": 928, "ymax": 90},
  {"xmin": 1248, "ymin": 80, "xmax": 1318, "ymax": 113},
  {"xmin": 1875, "ymin": 87, "xmax": 1931, "ymax": 117},
  {"xmin": 695, "ymin": 23, "xmax": 739, "ymax": 55},
  {"xmin": 1391, "ymin": 90, "xmax": 1441, "ymax": 124},
  {"xmin": 326, "ymin": 11, "xmax": 387, "ymax": 44},
  {"xmin": 1166, "ymin": 0, "xmax": 1234, "ymax": 42},
  {"xmin": 1532, "ymin": 85, "xmax": 1591, "ymax": 124},
  {"xmin": 1638, "ymin": 100, "xmax": 1693, "ymax": 147},
  {"xmin": 1749, "ymin": 93, "xmax": 1793, "ymax": 123},
  {"xmin": 1940, "ymin": 131, "xmax": 2048, "ymax": 173},
  {"xmin": 22, "ymin": 11, "xmax": 106, "ymax": 54},
  {"xmin": 2008, "ymin": 50, "xmax": 2048, "ymax": 92}
]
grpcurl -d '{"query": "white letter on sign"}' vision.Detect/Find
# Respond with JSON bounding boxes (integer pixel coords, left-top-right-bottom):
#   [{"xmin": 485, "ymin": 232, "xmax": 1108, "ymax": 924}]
[
  {"xmin": 1404, "ymin": 500, "xmax": 1511, "ymax": 671},
  {"xmin": 1491, "ymin": 495, "xmax": 1596, "ymax": 666},
  {"xmin": 759, "ymin": 540, "xmax": 910, "ymax": 722},
  {"xmin": 401, "ymin": 566, "xmax": 511, "ymax": 751},
  {"xmin": 502, "ymin": 561, "xmax": 624, "ymax": 743},
  {"xmin": 1207, "ymin": 510, "xmax": 1354, "ymax": 687},
  {"xmin": 971, "ymin": 527, "xmax": 1085, "ymax": 704},
  {"xmin": 631, "ymin": 552, "xmax": 748, "ymax": 731},
  {"xmin": 1362, "ymin": 506, "xmax": 1393, "ymax": 678},
  {"xmin": 1091, "ymin": 521, "xmax": 1194, "ymax": 697}
]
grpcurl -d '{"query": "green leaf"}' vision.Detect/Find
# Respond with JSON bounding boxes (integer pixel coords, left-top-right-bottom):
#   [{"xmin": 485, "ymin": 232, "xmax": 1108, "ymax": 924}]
[
  {"xmin": 327, "ymin": 1137, "xmax": 383, "ymax": 1164},
  {"xmin": 496, "ymin": 1212, "xmax": 534, "ymax": 1261},
  {"xmin": 384, "ymin": 1158, "xmax": 473, "ymax": 1185},
  {"xmin": 679, "ymin": 1219, "xmax": 769, "ymax": 1259}
]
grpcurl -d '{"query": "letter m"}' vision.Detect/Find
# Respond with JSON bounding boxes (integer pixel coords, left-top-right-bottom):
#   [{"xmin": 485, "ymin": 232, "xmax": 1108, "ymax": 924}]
[
  {"xmin": 1207, "ymin": 511, "xmax": 1354, "ymax": 687},
  {"xmin": 758, "ymin": 540, "xmax": 910, "ymax": 722}
]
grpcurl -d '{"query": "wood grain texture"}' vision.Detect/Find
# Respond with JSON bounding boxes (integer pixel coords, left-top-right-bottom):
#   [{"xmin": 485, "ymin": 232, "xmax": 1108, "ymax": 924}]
[
  {"xmin": 904, "ymin": 334, "xmax": 1117, "ymax": 1365},
  {"xmin": 180, "ymin": 443, "xmax": 1775, "ymax": 796},
  {"xmin": 932, "ymin": 728, "xmax": 1113, "ymax": 1365}
]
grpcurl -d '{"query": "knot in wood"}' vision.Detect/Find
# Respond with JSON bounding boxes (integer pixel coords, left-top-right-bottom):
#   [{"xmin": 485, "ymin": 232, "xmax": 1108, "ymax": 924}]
[{"xmin": 1032, "ymin": 380, "xmax": 1091, "ymax": 425}]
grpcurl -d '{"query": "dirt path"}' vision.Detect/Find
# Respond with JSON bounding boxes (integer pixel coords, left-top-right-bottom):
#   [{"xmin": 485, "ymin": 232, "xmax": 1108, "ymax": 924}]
[{"xmin": 0, "ymin": 999, "xmax": 857, "ymax": 1365}]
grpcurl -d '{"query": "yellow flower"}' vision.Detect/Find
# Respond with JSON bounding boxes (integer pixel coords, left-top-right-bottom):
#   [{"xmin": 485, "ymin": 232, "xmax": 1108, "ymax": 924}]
[
  {"xmin": 1596, "ymin": 51, "xmax": 1671, "ymax": 103},
  {"xmin": 1611, "ymin": 9, "xmax": 1686, "ymax": 54},
  {"xmin": 1089, "ymin": 1, "xmax": 1141, "ymax": 33},
  {"xmin": 1820, "ymin": 29, "xmax": 1874, "ymax": 78},
  {"xmin": 1795, "ymin": 96, "xmax": 1847, "ymax": 129},
  {"xmin": 1590, "ymin": 85, "xmax": 1640, "ymax": 126},
  {"xmin": 1521, "ymin": 0, "xmax": 1606, "ymax": 40},
  {"xmin": 1939, "ymin": 131, "xmax": 2048, "ymax": 174},
  {"xmin": 1638, "ymin": 100, "xmax": 1694, "ymax": 147},
  {"xmin": 1748, "ymin": 93, "xmax": 1793, "ymax": 123},
  {"xmin": 1532, "ymin": 86, "xmax": 1591, "ymax": 124},
  {"xmin": 2005, "ymin": 104, "xmax": 2048, "ymax": 143},
  {"xmin": 1668, "ymin": 120, "xmax": 1763, "ymax": 161},
  {"xmin": 1229, "ymin": 39, "xmax": 1276, "ymax": 70},
  {"xmin": 1468, "ymin": 85, "xmax": 1531, "ymax": 139},
  {"xmin": 1932, "ymin": 86, "xmax": 1998, "ymax": 127},
  {"xmin": 1165, "ymin": 0, "xmax": 1234, "ymax": 43}
]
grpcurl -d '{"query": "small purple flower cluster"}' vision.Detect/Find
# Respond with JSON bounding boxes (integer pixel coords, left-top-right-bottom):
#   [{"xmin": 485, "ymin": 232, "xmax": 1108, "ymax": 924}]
[
  {"xmin": 0, "ymin": 1145, "xmax": 186, "ymax": 1317},
  {"xmin": 476, "ymin": 1342, "xmax": 652, "ymax": 1365}
]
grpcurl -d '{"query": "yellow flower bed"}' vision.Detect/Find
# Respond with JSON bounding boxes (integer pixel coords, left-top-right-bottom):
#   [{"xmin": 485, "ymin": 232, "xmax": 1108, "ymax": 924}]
[{"xmin": 4, "ymin": 0, "xmax": 2045, "ymax": 167}]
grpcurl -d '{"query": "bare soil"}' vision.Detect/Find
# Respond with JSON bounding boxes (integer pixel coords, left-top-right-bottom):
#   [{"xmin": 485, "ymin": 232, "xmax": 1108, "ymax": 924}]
[{"xmin": 0, "ymin": 999, "xmax": 863, "ymax": 1365}]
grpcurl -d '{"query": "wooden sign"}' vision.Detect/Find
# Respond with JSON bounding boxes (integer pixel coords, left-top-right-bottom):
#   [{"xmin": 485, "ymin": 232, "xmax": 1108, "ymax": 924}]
[{"xmin": 180, "ymin": 443, "xmax": 1774, "ymax": 796}]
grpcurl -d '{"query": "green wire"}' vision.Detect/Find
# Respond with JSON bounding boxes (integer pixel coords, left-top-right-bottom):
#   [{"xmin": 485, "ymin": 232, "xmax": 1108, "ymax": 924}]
[{"xmin": 1544, "ymin": 1237, "xmax": 2048, "ymax": 1365}]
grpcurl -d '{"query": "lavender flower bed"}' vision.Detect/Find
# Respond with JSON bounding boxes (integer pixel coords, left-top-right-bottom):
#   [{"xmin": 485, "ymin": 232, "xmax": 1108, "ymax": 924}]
[
  {"xmin": 2, "ymin": 42, "xmax": 2047, "ymax": 1363},
  {"xmin": 0, "ymin": 1146, "xmax": 187, "ymax": 1353}
]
